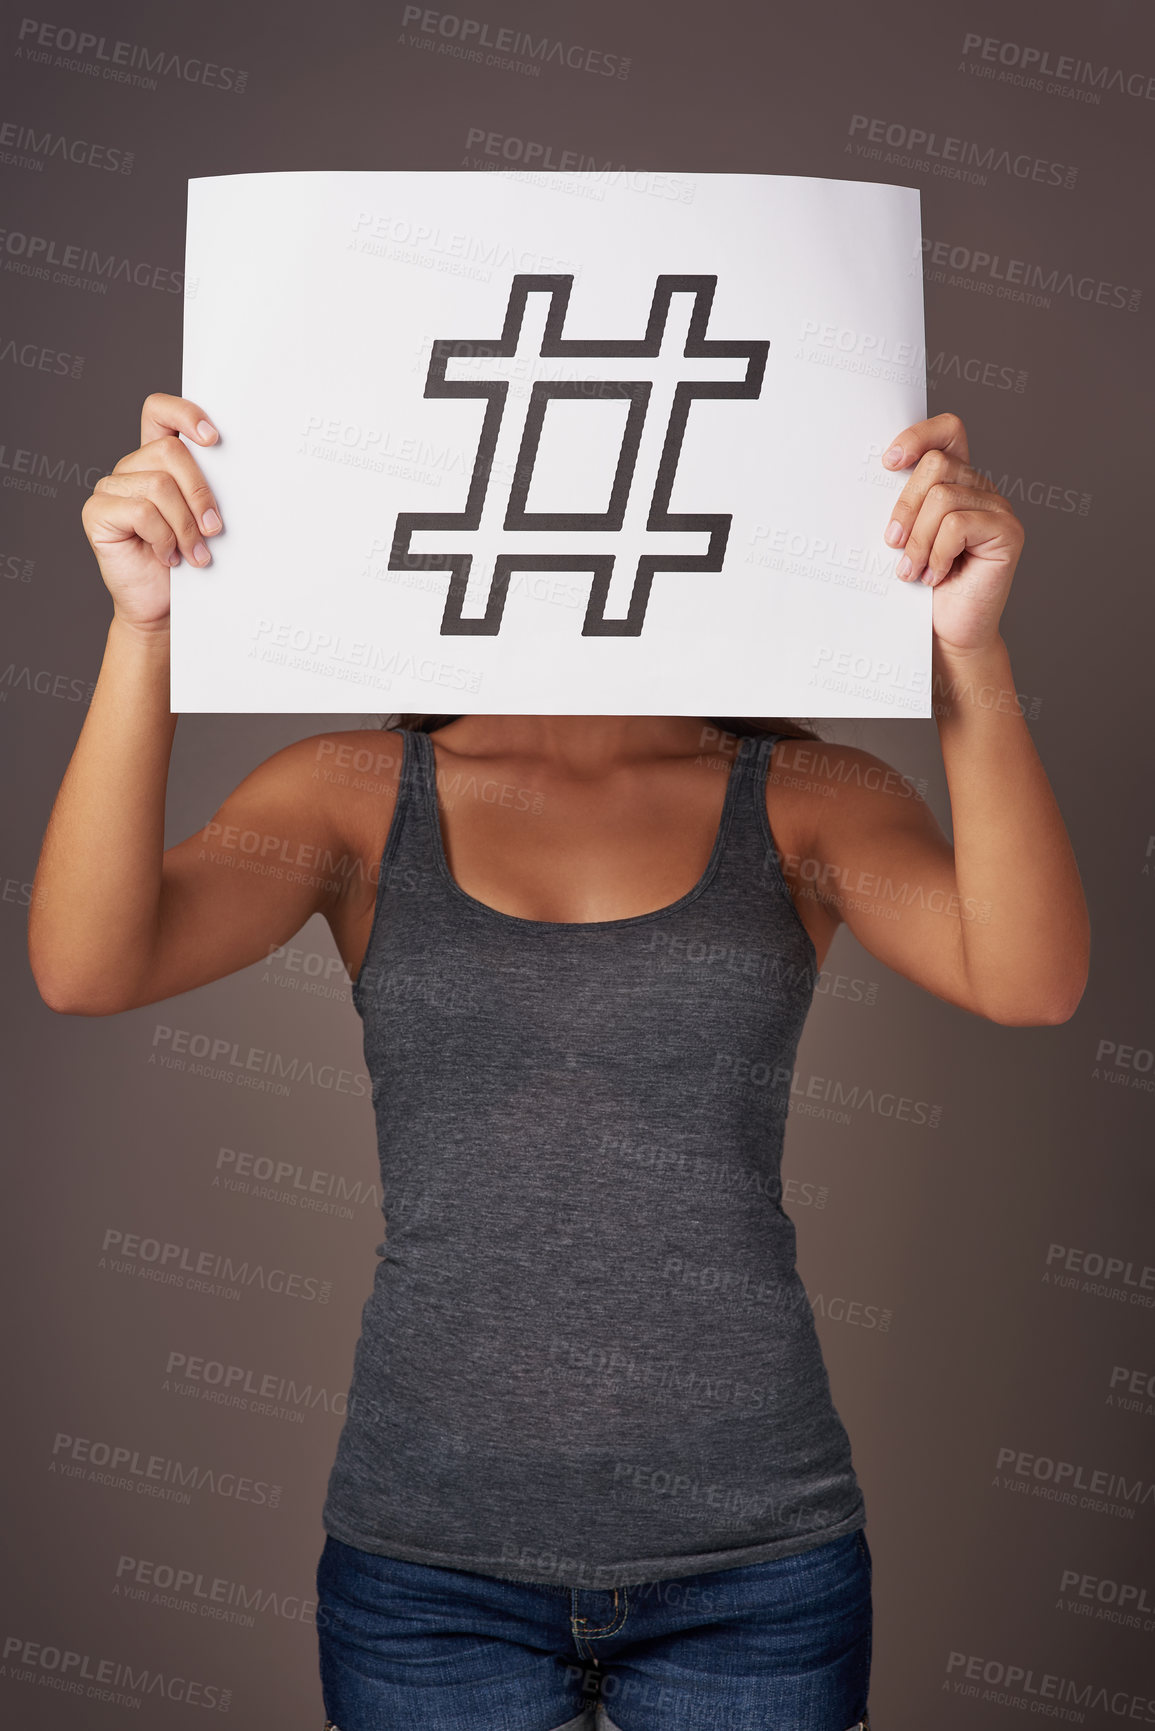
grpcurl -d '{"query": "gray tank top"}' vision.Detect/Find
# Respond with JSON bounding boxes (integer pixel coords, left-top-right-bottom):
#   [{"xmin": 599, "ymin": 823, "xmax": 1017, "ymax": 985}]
[{"xmin": 321, "ymin": 726, "xmax": 866, "ymax": 1588}]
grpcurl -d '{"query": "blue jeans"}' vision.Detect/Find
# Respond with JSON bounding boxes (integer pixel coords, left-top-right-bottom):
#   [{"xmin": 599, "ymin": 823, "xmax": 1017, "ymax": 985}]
[{"xmin": 316, "ymin": 1527, "xmax": 872, "ymax": 1730}]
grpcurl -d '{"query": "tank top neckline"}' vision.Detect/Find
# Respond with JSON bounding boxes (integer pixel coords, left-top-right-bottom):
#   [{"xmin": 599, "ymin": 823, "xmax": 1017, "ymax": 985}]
[{"xmin": 411, "ymin": 726, "xmax": 773, "ymax": 936}]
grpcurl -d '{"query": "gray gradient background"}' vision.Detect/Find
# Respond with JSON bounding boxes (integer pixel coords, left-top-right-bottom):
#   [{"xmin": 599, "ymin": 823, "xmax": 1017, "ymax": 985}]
[{"xmin": 3, "ymin": 0, "xmax": 1153, "ymax": 1725}]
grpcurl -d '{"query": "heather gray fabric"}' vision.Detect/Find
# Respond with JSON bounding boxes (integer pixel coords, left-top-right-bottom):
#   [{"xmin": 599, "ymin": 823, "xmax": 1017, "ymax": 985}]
[{"xmin": 321, "ymin": 726, "xmax": 866, "ymax": 1588}]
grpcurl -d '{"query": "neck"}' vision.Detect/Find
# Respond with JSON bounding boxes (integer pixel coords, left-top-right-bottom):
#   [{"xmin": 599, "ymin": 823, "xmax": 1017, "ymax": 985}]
[{"xmin": 434, "ymin": 715, "xmax": 713, "ymax": 774}]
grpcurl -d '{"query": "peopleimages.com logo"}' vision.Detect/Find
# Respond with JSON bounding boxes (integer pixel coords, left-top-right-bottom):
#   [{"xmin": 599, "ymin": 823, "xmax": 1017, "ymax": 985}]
[
  {"xmin": 958, "ymin": 32, "xmax": 1155, "ymax": 102},
  {"xmin": 398, "ymin": 6, "xmax": 630, "ymax": 77},
  {"xmin": 14, "ymin": 18, "xmax": 249, "ymax": 92}
]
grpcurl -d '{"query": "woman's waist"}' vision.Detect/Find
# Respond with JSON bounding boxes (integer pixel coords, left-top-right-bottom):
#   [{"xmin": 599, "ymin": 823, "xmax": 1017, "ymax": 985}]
[{"xmin": 352, "ymin": 1260, "xmax": 826, "ymax": 1419}]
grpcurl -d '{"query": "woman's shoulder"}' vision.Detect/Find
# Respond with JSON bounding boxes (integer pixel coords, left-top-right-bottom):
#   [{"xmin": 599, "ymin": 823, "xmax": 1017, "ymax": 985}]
[
  {"xmin": 265, "ymin": 726, "xmax": 408, "ymax": 893},
  {"xmin": 765, "ymin": 733, "xmax": 927, "ymax": 859},
  {"xmin": 293, "ymin": 725, "xmax": 408, "ymax": 795},
  {"xmin": 768, "ymin": 734, "xmax": 922, "ymax": 798}
]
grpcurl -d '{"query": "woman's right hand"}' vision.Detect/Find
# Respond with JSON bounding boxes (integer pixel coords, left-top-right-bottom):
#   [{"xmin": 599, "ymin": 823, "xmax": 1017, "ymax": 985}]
[{"xmin": 81, "ymin": 392, "xmax": 224, "ymax": 632}]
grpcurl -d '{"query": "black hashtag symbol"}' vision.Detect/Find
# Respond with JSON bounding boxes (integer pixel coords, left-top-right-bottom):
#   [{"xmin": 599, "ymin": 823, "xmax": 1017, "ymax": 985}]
[{"xmin": 390, "ymin": 274, "xmax": 768, "ymax": 636}]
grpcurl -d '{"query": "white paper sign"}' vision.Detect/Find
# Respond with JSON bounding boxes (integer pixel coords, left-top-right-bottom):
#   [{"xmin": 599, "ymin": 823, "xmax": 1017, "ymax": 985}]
[{"xmin": 176, "ymin": 171, "xmax": 929, "ymax": 716}]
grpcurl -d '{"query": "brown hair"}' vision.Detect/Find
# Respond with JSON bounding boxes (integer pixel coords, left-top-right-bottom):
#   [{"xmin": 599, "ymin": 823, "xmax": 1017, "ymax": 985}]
[{"xmin": 378, "ymin": 714, "xmax": 824, "ymax": 742}]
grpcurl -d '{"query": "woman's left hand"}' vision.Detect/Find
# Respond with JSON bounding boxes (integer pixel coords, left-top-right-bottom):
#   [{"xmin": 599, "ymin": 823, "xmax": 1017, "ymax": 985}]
[{"xmin": 880, "ymin": 410, "xmax": 1026, "ymax": 654}]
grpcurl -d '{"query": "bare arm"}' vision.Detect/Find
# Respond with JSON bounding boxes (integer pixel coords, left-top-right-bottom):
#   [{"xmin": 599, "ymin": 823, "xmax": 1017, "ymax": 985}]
[
  {"xmin": 780, "ymin": 653, "xmax": 1089, "ymax": 1024},
  {"xmin": 30, "ymin": 615, "xmax": 179, "ymax": 1012},
  {"xmin": 929, "ymin": 633, "xmax": 1088, "ymax": 1021},
  {"xmin": 30, "ymin": 653, "xmax": 352, "ymax": 1013},
  {"xmin": 780, "ymin": 412, "xmax": 1090, "ymax": 1027},
  {"xmin": 28, "ymin": 392, "xmax": 354, "ymax": 1015}
]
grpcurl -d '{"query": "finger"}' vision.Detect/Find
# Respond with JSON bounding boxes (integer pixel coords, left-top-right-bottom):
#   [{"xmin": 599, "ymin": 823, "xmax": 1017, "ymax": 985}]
[
  {"xmin": 93, "ymin": 471, "xmax": 210, "ymax": 566},
  {"xmin": 139, "ymin": 391, "xmax": 218, "ymax": 452},
  {"xmin": 83, "ymin": 492, "xmax": 184, "ymax": 568},
  {"xmin": 882, "ymin": 409, "xmax": 970, "ymax": 472},
  {"xmin": 895, "ymin": 485, "xmax": 1010, "ymax": 582},
  {"xmin": 923, "ymin": 508, "xmax": 1024, "ymax": 588},
  {"xmin": 884, "ymin": 447, "xmax": 996, "ymax": 555},
  {"xmin": 112, "ymin": 434, "xmax": 222, "ymax": 539}
]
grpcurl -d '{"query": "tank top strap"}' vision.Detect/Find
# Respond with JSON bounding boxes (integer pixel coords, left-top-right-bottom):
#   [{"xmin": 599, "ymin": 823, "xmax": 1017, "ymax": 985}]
[
  {"xmin": 726, "ymin": 730, "xmax": 779, "ymax": 824},
  {"xmin": 398, "ymin": 726, "xmax": 443, "ymax": 872},
  {"xmin": 710, "ymin": 730, "xmax": 785, "ymax": 891},
  {"xmin": 358, "ymin": 728, "xmax": 442, "ymax": 968}
]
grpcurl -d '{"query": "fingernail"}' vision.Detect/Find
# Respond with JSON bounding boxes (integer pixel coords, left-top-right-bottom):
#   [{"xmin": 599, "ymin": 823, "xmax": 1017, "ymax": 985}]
[
  {"xmin": 896, "ymin": 554, "xmax": 912, "ymax": 578},
  {"xmin": 196, "ymin": 419, "xmax": 218, "ymax": 442},
  {"xmin": 884, "ymin": 519, "xmax": 903, "ymax": 546},
  {"xmin": 192, "ymin": 541, "xmax": 211, "ymax": 565},
  {"xmin": 167, "ymin": 551, "xmax": 181, "ymax": 567},
  {"xmin": 202, "ymin": 507, "xmax": 222, "ymax": 533},
  {"xmin": 882, "ymin": 444, "xmax": 904, "ymax": 466}
]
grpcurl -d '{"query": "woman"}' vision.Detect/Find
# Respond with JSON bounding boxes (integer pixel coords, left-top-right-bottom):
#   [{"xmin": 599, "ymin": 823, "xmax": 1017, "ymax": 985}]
[{"xmin": 30, "ymin": 395, "xmax": 1089, "ymax": 1731}]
